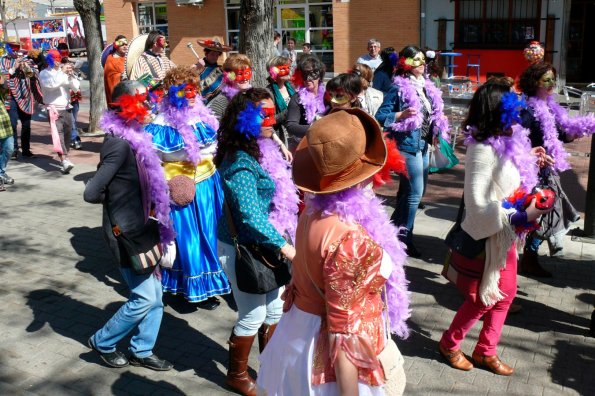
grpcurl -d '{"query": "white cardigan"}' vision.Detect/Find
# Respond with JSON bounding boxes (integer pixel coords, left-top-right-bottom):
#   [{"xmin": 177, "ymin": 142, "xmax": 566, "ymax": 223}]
[{"xmin": 462, "ymin": 142, "xmax": 519, "ymax": 306}]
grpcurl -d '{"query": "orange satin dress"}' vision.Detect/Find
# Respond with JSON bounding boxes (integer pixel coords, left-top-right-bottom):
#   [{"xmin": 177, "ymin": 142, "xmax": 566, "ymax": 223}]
[{"xmin": 283, "ymin": 212, "xmax": 387, "ymax": 387}]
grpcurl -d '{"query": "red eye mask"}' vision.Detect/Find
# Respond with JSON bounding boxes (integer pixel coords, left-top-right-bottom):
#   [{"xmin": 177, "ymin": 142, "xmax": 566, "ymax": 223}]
[
  {"xmin": 261, "ymin": 107, "xmax": 276, "ymax": 127},
  {"xmin": 184, "ymin": 84, "xmax": 197, "ymax": 99},
  {"xmin": 234, "ymin": 67, "xmax": 252, "ymax": 82},
  {"xmin": 156, "ymin": 37, "xmax": 166, "ymax": 48}
]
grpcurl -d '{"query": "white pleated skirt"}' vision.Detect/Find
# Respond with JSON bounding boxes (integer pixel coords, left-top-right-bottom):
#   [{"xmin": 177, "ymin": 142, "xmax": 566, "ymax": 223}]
[{"xmin": 256, "ymin": 305, "xmax": 385, "ymax": 396}]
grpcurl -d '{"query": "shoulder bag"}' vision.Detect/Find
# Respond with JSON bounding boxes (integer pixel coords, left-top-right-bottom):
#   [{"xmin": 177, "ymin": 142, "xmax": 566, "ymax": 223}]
[
  {"xmin": 223, "ymin": 200, "xmax": 291, "ymax": 294},
  {"xmin": 108, "ymin": 209, "xmax": 162, "ymax": 275}
]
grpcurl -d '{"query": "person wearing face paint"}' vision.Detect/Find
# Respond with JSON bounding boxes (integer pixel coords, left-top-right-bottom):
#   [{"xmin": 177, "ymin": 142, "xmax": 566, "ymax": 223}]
[
  {"xmin": 104, "ymin": 35, "xmax": 129, "ymax": 106},
  {"xmin": 215, "ymin": 88, "xmax": 298, "ymax": 396},
  {"xmin": 376, "ymin": 45, "xmax": 450, "ymax": 258},
  {"xmin": 265, "ymin": 56, "xmax": 296, "ymax": 148},
  {"xmin": 39, "ymin": 49, "xmax": 81, "ymax": 174},
  {"xmin": 517, "ymin": 63, "xmax": 595, "ymax": 276},
  {"xmin": 207, "ymin": 54, "xmax": 253, "ymax": 120},
  {"xmin": 85, "ymin": 80, "xmax": 174, "ymax": 371},
  {"xmin": 144, "ymin": 66, "xmax": 232, "ymax": 309},
  {"xmin": 129, "ymin": 30, "xmax": 176, "ymax": 82},
  {"xmin": 285, "ymin": 55, "xmax": 327, "ymax": 152}
]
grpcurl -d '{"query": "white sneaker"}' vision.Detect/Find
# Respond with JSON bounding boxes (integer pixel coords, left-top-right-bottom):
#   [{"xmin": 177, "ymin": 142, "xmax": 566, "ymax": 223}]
[{"xmin": 62, "ymin": 159, "xmax": 74, "ymax": 174}]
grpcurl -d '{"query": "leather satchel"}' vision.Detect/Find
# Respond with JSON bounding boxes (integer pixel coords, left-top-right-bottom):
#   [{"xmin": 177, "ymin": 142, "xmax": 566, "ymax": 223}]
[
  {"xmin": 223, "ymin": 200, "xmax": 291, "ymax": 294},
  {"xmin": 444, "ymin": 195, "xmax": 486, "ymax": 259}
]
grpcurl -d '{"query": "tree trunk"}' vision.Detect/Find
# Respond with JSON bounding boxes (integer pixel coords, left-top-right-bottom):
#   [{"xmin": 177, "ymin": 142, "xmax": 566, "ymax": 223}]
[
  {"xmin": 73, "ymin": 0, "xmax": 105, "ymax": 133},
  {"xmin": 239, "ymin": 0, "xmax": 275, "ymax": 88},
  {"xmin": 0, "ymin": 2, "xmax": 9, "ymax": 42}
]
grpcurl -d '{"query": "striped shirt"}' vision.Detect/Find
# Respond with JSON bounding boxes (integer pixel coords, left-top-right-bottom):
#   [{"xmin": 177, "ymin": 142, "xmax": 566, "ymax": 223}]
[{"xmin": 0, "ymin": 57, "xmax": 43, "ymax": 114}]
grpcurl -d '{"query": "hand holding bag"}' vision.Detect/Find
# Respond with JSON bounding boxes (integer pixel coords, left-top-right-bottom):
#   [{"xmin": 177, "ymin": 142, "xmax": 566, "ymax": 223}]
[{"xmin": 224, "ymin": 200, "xmax": 292, "ymax": 294}]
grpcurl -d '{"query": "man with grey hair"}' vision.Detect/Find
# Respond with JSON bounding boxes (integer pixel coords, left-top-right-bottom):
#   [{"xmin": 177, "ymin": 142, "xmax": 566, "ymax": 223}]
[{"xmin": 356, "ymin": 38, "xmax": 382, "ymax": 72}]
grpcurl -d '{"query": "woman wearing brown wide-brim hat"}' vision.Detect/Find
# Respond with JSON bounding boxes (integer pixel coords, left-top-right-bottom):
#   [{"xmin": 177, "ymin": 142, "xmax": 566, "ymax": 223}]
[{"xmin": 257, "ymin": 108, "xmax": 410, "ymax": 395}]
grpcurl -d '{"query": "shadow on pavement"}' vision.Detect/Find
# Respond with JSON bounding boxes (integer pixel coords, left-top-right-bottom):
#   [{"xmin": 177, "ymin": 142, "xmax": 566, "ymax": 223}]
[
  {"xmin": 25, "ymin": 289, "xmax": 229, "ymax": 389},
  {"xmin": 550, "ymin": 339, "xmax": 595, "ymax": 394},
  {"xmin": 69, "ymin": 226, "xmax": 127, "ymax": 298},
  {"xmin": 110, "ymin": 372, "xmax": 186, "ymax": 395}
]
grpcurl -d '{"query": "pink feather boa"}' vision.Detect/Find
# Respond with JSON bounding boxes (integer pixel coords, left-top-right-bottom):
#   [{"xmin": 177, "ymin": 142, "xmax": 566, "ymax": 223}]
[
  {"xmin": 527, "ymin": 95, "xmax": 595, "ymax": 171},
  {"xmin": 257, "ymin": 138, "xmax": 299, "ymax": 242},
  {"xmin": 160, "ymin": 99, "xmax": 220, "ymax": 165},
  {"xmin": 389, "ymin": 76, "xmax": 450, "ymax": 141},
  {"xmin": 100, "ymin": 111, "xmax": 175, "ymax": 244},
  {"xmin": 298, "ymin": 85, "xmax": 326, "ymax": 124},
  {"xmin": 306, "ymin": 188, "xmax": 410, "ymax": 338},
  {"xmin": 464, "ymin": 124, "xmax": 539, "ymax": 193}
]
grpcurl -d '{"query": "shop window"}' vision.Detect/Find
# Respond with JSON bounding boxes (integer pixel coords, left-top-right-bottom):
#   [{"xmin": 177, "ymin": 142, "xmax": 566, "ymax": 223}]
[
  {"xmin": 456, "ymin": 0, "xmax": 541, "ymax": 49},
  {"xmin": 136, "ymin": 1, "xmax": 169, "ymax": 37},
  {"xmin": 225, "ymin": 0, "xmax": 333, "ymax": 71}
]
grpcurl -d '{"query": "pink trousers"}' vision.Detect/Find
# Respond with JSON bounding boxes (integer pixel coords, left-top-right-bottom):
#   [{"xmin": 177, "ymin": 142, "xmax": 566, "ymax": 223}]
[{"xmin": 440, "ymin": 245, "xmax": 517, "ymax": 356}]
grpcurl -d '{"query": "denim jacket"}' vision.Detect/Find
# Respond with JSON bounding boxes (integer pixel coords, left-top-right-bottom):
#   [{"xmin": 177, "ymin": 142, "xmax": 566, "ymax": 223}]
[{"xmin": 375, "ymin": 84, "xmax": 429, "ymax": 154}]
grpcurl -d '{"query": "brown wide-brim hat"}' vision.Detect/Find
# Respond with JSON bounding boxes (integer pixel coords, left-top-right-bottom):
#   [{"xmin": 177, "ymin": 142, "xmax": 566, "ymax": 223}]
[
  {"xmin": 197, "ymin": 39, "xmax": 232, "ymax": 53},
  {"xmin": 125, "ymin": 33, "xmax": 148, "ymax": 78},
  {"xmin": 293, "ymin": 108, "xmax": 387, "ymax": 194}
]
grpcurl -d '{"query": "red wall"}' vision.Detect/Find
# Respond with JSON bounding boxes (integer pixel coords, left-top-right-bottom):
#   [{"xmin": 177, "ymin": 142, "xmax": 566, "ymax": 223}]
[{"xmin": 451, "ymin": 49, "xmax": 528, "ymax": 83}]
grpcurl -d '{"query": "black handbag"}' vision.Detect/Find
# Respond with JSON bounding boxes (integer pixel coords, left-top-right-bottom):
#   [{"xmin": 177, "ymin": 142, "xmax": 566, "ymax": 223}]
[
  {"xmin": 108, "ymin": 207, "xmax": 162, "ymax": 275},
  {"xmin": 224, "ymin": 201, "xmax": 292, "ymax": 294},
  {"xmin": 444, "ymin": 195, "xmax": 486, "ymax": 259}
]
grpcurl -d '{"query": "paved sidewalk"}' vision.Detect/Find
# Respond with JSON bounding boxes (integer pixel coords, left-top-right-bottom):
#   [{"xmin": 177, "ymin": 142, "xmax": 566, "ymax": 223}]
[{"xmin": 0, "ymin": 116, "xmax": 594, "ymax": 395}]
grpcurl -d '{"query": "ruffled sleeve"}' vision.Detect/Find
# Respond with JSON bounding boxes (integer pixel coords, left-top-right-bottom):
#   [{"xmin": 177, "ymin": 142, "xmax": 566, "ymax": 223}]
[
  {"xmin": 145, "ymin": 123, "xmax": 185, "ymax": 153},
  {"xmin": 194, "ymin": 122, "xmax": 217, "ymax": 146},
  {"xmin": 323, "ymin": 229, "xmax": 385, "ymax": 371}
]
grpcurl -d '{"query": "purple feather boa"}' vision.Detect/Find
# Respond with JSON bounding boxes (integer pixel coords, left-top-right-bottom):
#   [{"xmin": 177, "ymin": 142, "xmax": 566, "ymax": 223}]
[
  {"xmin": 546, "ymin": 95, "xmax": 595, "ymax": 139},
  {"xmin": 464, "ymin": 124, "xmax": 539, "ymax": 193},
  {"xmin": 257, "ymin": 138, "xmax": 299, "ymax": 242},
  {"xmin": 221, "ymin": 83, "xmax": 241, "ymax": 101},
  {"xmin": 159, "ymin": 99, "xmax": 220, "ymax": 165},
  {"xmin": 389, "ymin": 76, "xmax": 450, "ymax": 141},
  {"xmin": 100, "ymin": 111, "xmax": 175, "ymax": 244},
  {"xmin": 306, "ymin": 188, "xmax": 411, "ymax": 338},
  {"xmin": 527, "ymin": 96, "xmax": 571, "ymax": 172},
  {"xmin": 298, "ymin": 85, "xmax": 326, "ymax": 124}
]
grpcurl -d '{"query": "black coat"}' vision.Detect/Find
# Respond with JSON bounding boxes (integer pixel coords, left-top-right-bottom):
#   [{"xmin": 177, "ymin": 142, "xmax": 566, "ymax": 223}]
[{"xmin": 84, "ymin": 135, "xmax": 146, "ymax": 266}]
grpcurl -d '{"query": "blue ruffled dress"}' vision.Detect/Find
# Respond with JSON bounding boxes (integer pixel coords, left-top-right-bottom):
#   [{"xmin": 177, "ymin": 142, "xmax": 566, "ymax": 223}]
[{"xmin": 146, "ymin": 114, "xmax": 231, "ymax": 302}]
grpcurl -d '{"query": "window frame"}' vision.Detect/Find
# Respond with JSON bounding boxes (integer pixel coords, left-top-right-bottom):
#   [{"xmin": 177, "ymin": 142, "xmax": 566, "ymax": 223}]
[
  {"xmin": 454, "ymin": 0, "xmax": 542, "ymax": 49},
  {"xmin": 135, "ymin": 1, "xmax": 169, "ymax": 37}
]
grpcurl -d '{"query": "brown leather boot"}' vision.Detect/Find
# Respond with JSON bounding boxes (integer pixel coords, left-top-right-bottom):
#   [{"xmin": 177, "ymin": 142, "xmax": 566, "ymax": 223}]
[
  {"xmin": 439, "ymin": 344, "xmax": 473, "ymax": 371},
  {"xmin": 257, "ymin": 323, "xmax": 278, "ymax": 353},
  {"xmin": 472, "ymin": 352, "xmax": 514, "ymax": 376},
  {"xmin": 226, "ymin": 332, "xmax": 257, "ymax": 396},
  {"xmin": 519, "ymin": 248, "xmax": 552, "ymax": 278}
]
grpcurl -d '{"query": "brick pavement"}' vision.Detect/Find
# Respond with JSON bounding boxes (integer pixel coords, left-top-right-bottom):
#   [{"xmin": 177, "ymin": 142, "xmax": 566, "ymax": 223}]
[{"xmin": 0, "ymin": 110, "xmax": 594, "ymax": 395}]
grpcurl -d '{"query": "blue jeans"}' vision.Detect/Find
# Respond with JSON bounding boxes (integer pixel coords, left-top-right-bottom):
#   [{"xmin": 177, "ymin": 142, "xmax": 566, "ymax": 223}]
[
  {"xmin": 71, "ymin": 101, "xmax": 79, "ymax": 141},
  {"xmin": 390, "ymin": 145, "xmax": 429, "ymax": 244},
  {"xmin": 9, "ymin": 97, "xmax": 31, "ymax": 152},
  {"xmin": 0, "ymin": 136, "xmax": 14, "ymax": 177},
  {"xmin": 91, "ymin": 267, "xmax": 164, "ymax": 358},
  {"xmin": 218, "ymin": 240, "xmax": 283, "ymax": 336},
  {"xmin": 526, "ymin": 232, "xmax": 542, "ymax": 253}
]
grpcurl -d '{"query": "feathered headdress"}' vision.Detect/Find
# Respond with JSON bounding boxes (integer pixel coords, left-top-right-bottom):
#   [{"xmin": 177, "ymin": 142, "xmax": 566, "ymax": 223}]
[
  {"xmin": 500, "ymin": 92, "xmax": 526, "ymax": 130},
  {"xmin": 235, "ymin": 101, "xmax": 263, "ymax": 139},
  {"xmin": 291, "ymin": 68, "xmax": 304, "ymax": 88}
]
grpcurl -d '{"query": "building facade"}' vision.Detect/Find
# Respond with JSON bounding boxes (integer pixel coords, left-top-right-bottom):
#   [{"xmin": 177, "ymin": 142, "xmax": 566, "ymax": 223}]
[{"xmin": 103, "ymin": 0, "xmax": 420, "ymax": 74}]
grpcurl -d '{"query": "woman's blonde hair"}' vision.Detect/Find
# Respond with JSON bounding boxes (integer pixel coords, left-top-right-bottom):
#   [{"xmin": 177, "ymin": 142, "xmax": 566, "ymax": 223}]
[
  {"xmin": 162, "ymin": 65, "xmax": 200, "ymax": 92},
  {"xmin": 223, "ymin": 54, "xmax": 252, "ymax": 72},
  {"xmin": 267, "ymin": 56, "xmax": 290, "ymax": 69}
]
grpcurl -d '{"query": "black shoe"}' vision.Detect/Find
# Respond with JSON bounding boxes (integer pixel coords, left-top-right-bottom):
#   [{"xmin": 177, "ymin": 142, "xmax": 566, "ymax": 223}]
[
  {"xmin": 22, "ymin": 151, "xmax": 36, "ymax": 158},
  {"xmin": 129, "ymin": 354, "xmax": 173, "ymax": 371},
  {"xmin": 418, "ymin": 202, "xmax": 426, "ymax": 210},
  {"xmin": 74, "ymin": 140, "xmax": 82, "ymax": 150},
  {"xmin": 87, "ymin": 337, "xmax": 129, "ymax": 368},
  {"xmin": 10, "ymin": 151, "xmax": 18, "ymax": 160},
  {"xmin": 405, "ymin": 243, "xmax": 422, "ymax": 258},
  {"xmin": 197, "ymin": 296, "xmax": 220, "ymax": 310}
]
